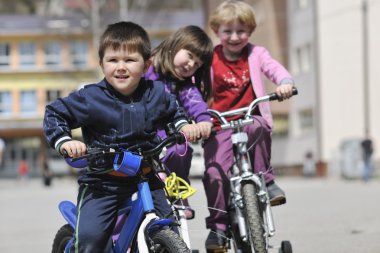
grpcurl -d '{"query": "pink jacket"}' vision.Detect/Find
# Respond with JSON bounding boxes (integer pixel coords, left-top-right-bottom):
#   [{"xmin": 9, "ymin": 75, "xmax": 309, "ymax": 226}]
[{"xmin": 212, "ymin": 43, "xmax": 294, "ymax": 128}]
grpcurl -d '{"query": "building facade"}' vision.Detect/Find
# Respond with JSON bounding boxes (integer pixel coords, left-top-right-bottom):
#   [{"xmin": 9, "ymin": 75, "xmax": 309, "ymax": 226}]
[
  {"xmin": 0, "ymin": 2, "xmax": 206, "ymax": 177},
  {"xmin": 0, "ymin": 15, "xmax": 99, "ymax": 176},
  {"xmin": 287, "ymin": 0, "xmax": 380, "ymax": 176},
  {"xmin": 6, "ymin": 0, "xmax": 366, "ymax": 178}
]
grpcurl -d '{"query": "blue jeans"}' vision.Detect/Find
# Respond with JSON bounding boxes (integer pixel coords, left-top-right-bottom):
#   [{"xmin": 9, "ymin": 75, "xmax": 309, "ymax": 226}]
[{"xmin": 363, "ymin": 156, "xmax": 373, "ymax": 181}]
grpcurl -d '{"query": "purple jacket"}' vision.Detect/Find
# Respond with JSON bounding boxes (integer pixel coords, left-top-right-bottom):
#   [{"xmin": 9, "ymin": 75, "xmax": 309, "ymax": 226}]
[{"xmin": 145, "ymin": 65, "xmax": 211, "ymax": 124}]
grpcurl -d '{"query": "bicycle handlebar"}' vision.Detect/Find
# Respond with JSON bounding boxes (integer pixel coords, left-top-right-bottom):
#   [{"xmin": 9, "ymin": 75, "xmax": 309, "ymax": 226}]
[
  {"xmin": 141, "ymin": 132, "xmax": 186, "ymax": 157},
  {"xmin": 64, "ymin": 132, "xmax": 186, "ymax": 170},
  {"xmin": 209, "ymin": 87, "xmax": 298, "ymax": 132},
  {"xmin": 268, "ymin": 86, "xmax": 298, "ymax": 101}
]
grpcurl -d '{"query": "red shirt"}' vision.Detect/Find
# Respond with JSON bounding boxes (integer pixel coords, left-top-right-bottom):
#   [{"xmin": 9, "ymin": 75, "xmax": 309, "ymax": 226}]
[{"xmin": 211, "ymin": 45, "xmax": 256, "ymax": 113}]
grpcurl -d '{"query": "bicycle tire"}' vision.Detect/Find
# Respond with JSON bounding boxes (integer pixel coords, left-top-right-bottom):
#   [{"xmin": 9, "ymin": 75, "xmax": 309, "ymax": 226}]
[
  {"xmin": 52, "ymin": 224, "xmax": 74, "ymax": 253},
  {"xmin": 151, "ymin": 229, "xmax": 190, "ymax": 253},
  {"xmin": 241, "ymin": 181, "xmax": 267, "ymax": 253}
]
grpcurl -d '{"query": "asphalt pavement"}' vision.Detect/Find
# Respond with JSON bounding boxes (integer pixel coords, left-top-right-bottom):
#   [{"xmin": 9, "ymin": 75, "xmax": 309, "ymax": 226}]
[{"xmin": 1, "ymin": 175, "xmax": 379, "ymax": 253}]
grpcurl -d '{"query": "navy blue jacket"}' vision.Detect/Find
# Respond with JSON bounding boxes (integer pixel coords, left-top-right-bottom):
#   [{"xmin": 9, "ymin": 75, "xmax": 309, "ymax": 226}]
[{"xmin": 43, "ymin": 78, "xmax": 188, "ymax": 155}]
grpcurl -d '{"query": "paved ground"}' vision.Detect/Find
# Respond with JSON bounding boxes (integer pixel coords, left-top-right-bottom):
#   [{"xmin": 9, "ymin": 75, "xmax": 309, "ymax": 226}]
[{"xmin": 1, "ymin": 175, "xmax": 380, "ymax": 253}]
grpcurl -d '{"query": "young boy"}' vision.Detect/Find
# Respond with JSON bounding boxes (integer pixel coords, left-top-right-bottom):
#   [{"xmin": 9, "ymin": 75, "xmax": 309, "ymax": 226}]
[
  {"xmin": 43, "ymin": 21, "xmax": 199, "ymax": 253},
  {"xmin": 203, "ymin": 0, "xmax": 295, "ymax": 250}
]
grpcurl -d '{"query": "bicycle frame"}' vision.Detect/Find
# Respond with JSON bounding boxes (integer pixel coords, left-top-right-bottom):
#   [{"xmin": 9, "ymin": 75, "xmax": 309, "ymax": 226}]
[
  {"xmin": 56, "ymin": 131, "xmax": 189, "ymax": 253},
  {"xmin": 59, "ymin": 176, "xmax": 176, "ymax": 252}
]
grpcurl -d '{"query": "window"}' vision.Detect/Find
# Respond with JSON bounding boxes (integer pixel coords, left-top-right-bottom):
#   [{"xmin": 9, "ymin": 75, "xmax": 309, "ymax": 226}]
[
  {"xmin": 273, "ymin": 114, "xmax": 289, "ymax": 137},
  {"xmin": 70, "ymin": 41, "xmax": 88, "ymax": 68},
  {"xmin": 44, "ymin": 42, "xmax": 61, "ymax": 68},
  {"xmin": 20, "ymin": 90, "xmax": 37, "ymax": 116},
  {"xmin": 19, "ymin": 42, "xmax": 36, "ymax": 68},
  {"xmin": 299, "ymin": 108, "xmax": 314, "ymax": 133},
  {"xmin": 0, "ymin": 43, "xmax": 10, "ymax": 69},
  {"xmin": 299, "ymin": 44, "xmax": 311, "ymax": 73},
  {"xmin": 46, "ymin": 89, "xmax": 61, "ymax": 104},
  {"xmin": 292, "ymin": 43, "xmax": 311, "ymax": 75},
  {"xmin": 0, "ymin": 91, "xmax": 12, "ymax": 116},
  {"xmin": 297, "ymin": 0, "xmax": 310, "ymax": 9}
]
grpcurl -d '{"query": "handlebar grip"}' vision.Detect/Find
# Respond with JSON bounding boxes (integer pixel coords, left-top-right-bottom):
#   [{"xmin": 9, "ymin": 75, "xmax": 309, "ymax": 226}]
[
  {"xmin": 268, "ymin": 86, "xmax": 298, "ymax": 101},
  {"xmin": 62, "ymin": 150, "xmax": 89, "ymax": 168},
  {"xmin": 292, "ymin": 87, "xmax": 298, "ymax": 95},
  {"xmin": 65, "ymin": 156, "xmax": 88, "ymax": 169}
]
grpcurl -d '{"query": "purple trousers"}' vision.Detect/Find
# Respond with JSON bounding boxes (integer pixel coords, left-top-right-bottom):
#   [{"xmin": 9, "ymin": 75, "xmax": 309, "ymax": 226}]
[
  {"xmin": 202, "ymin": 115, "xmax": 274, "ymax": 231},
  {"xmin": 158, "ymin": 129, "xmax": 193, "ymax": 184},
  {"xmin": 161, "ymin": 143, "xmax": 193, "ymax": 184}
]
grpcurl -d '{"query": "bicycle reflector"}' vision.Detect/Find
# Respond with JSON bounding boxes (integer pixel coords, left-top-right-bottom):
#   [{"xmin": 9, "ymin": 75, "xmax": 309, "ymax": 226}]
[{"xmin": 165, "ymin": 173, "xmax": 197, "ymax": 200}]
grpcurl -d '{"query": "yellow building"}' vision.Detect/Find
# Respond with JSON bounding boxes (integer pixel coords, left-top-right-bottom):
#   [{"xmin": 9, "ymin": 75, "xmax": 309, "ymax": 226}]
[
  {"xmin": 0, "ymin": 12, "xmax": 202, "ymax": 177},
  {"xmin": 0, "ymin": 15, "xmax": 100, "ymax": 176}
]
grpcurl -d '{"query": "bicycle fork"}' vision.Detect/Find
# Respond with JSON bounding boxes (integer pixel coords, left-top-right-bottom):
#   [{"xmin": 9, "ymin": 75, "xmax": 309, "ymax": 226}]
[
  {"xmin": 230, "ymin": 134, "xmax": 276, "ymax": 243},
  {"xmin": 230, "ymin": 172, "xmax": 276, "ymax": 243}
]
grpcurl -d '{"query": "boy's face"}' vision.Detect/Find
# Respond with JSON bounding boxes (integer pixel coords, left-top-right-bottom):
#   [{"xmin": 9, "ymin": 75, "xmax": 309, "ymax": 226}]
[
  {"xmin": 100, "ymin": 47, "xmax": 149, "ymax": 96},
  {"xmin": 215, "ymin": 21, "xmax": 252, "ymax": 57},
  {"xmin": 173, "ymin": 49, "xmax": 203, "ymax": 78}
]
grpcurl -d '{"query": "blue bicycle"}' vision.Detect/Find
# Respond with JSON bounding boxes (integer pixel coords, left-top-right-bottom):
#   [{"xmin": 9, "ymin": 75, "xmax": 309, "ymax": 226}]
[{"xmin": 51, "ymin": 128, "xmax": 190, "ymax": 253}]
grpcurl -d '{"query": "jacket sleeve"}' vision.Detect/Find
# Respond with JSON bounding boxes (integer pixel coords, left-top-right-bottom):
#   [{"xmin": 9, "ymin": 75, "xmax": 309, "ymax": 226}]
[
  {"xmin": 178, "ymin": 84, "xmax": 211, "ymax": 123},
  {"xmin": 258, "ymin": 47, "xmax": 294, "ymax": 85},
  {"xmin": 43, "ymin": 89, "xmax": 89, "ymax": 150},
  {"xmin": 166, "ymin": 93, "xmax": 189, "ymax": 131},
  {"xmin": 148, "ymin": 80, "xmax": 189, "ymax": 131}
]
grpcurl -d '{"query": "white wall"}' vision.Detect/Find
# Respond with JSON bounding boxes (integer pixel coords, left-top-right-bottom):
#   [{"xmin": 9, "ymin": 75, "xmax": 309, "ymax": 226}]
[
  {"xmin": 368, "ymin": 2, "xmax": 380, "ymax": 160},
  {"xmin": 276, "ymin": 0, "xmax": 380, "ymax": 169},
  {"xmin": 318, "ymin": 0, "xmax": 370, "ymax": 161},
  {"xmin": 317, "ymin": 0, "xmax": 380, "ymax": 162}
]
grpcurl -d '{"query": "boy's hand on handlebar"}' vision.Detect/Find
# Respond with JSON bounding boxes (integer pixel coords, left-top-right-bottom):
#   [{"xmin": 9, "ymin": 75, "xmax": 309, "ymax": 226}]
[
  {"xmin": 60, "ymin": 140, "xmax": 87, "ymax": 158},
  {"xmin": 275, "ymin": 84, "xmax": 294, "ymax": 101},
  {"xmin": 196, "ymin": 121, "xmax": 213, "ymax": 140}
]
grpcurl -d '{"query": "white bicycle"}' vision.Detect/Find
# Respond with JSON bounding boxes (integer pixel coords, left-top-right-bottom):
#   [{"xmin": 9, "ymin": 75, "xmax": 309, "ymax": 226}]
[{"xmin": 208, "ymin": 87, "xmax": 298, "ymax": 253}]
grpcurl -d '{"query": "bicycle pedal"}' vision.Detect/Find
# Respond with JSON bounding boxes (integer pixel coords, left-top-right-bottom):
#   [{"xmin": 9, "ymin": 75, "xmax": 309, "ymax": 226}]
[{"xmin": 206, "ymin": 248, "xmax": 228, "ymax": 253}]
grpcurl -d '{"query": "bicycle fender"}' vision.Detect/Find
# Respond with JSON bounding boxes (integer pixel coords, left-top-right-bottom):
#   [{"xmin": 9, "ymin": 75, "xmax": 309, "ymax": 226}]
[
  {"xmin": 58, "ymin": 200, "xmax": 77, "ymax": 229},
  {"xmin": 146, "ymin": 218, "xmax": 174, "ymax": 234},
  {"xmin": 64, "ymin": 238, "xmax": 74, "ymax": 253},
  {"xmin": 137, "ymin": 213, "xmax": 158, "ymax": 252}
]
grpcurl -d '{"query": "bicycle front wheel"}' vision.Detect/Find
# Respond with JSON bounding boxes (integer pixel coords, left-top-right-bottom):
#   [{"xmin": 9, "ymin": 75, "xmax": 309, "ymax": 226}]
[
  {"xmin": 52, "ymin": 224, "xmax": 73, "ymax": 253},
  {"xmin": 151, "ymin": 229, "xmax": 190, "ymax": 253},
  {"xmin": 241, "ymin": 181, "xmax": 267, "ymax": 253}
]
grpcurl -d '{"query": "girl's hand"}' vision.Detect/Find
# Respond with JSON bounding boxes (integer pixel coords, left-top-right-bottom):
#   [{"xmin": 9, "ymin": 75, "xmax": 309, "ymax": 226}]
[
  {"xmin": 60, "ymin": 140, "xmax": 87, "ymax": 158},
  {"xmin": 275, "ymin": 84, "xmax": 294, "ymax": 101},
  {"xmin": 179, "ymin": 124, "xmax": 202, "ymax": 142},
  {"xmin": 196, "ymin": 121, "xmax": 213, "ymax": 140}
]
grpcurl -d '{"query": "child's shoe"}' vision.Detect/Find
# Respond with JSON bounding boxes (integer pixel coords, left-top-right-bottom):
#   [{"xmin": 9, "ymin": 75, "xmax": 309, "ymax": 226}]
[
  {"xmin": 205, "ymin": 229, "xmax": 228, "ymax": 252},
  {"xmin": 267, "ymin": 181, "xmax": 286, "ymax": 206}
]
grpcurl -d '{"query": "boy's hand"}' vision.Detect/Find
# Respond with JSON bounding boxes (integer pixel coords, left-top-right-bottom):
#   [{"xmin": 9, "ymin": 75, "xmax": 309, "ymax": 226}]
[
  {"xmin": 275, "ymin": 84, "xmax": 294, "ymax": 101},
  {"xmin": 60, "ymin": 140, "xmax": 87, "ymax": 158}
]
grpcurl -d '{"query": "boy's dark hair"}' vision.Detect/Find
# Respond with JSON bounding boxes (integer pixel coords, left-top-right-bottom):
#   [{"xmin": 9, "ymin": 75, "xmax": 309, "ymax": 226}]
[
  {"xmin": 98, "ymin": 21, "xmax": 151, "ymax": 62},
  {"xmin": 152, "ymin": 25, "xmax": 213, "ymax": 100}
]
